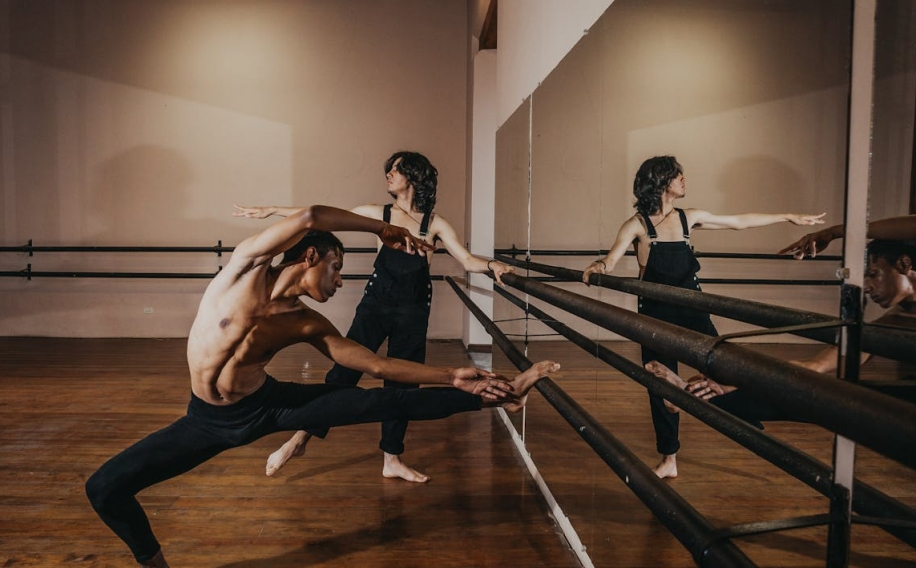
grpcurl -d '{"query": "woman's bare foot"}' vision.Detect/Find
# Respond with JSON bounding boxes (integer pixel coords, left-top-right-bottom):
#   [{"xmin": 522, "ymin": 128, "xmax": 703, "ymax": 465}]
[
  {"xmin": 382, "ymin": 453, "xmax": 429, "ymax": 482},
  {"xmin": 644, "ymin": 361, "xmax": 686, "ymax": 413},
  {"xmin": 498, "ymin": 360, "xmax": 560, "ymax": 413},
  {"xmin": 266, "ymin": 430, "xmax": 310, "ymax": 476},
  {"xmin": 139, "ymin": 549, "xmax": 169, "ymax": 568},
  {"xmin": 653, "ymin": 454, "xmax": 678, "ymax": 479}
]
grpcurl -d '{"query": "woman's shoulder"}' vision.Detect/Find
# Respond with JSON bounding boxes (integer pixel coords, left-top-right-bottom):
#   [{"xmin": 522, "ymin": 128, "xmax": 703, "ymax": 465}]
[{"xmin": 623, "ymin": 213, "xmax": 649, "ymax": 234}]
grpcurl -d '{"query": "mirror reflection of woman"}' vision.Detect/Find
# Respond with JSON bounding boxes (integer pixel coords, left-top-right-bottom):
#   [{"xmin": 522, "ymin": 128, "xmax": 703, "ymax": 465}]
[{"xmin": 582, "ymin": 155, "xmax": 825, "ymax": 479}]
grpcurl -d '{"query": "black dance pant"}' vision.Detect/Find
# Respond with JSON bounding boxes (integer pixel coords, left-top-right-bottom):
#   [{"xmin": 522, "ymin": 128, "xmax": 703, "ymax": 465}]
[
  {"xmin": 639, "ymin": 301, "xmax": 719, "ymax": 456},
  {"xmin": 310, "ymin": 296, "xmax": 430, "ymax": 455},
  {"xmin": 85, "ymin": 375, "xmax": 480, "ymax": 563},
  {"xmin": 711, "ymin": 390, "xmax": 793, "ymax": 430}
]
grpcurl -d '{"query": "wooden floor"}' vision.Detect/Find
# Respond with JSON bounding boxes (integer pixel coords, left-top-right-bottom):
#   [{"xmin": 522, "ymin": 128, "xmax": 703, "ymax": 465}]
[
  {"xmin": 0, "ymin": 338, "xmax": 914, "ymax": 567},
  {"xmin": 0, "ymin": 338, "xmax": 576, "ymax": 568},
  {"xmin": 496, "ymin": 341, "xmax": 916, "ymax": 568}
]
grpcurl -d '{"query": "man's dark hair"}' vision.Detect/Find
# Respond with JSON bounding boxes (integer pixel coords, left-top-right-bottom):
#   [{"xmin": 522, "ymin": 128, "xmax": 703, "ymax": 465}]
[
  {"xmin": 633, "ymin": 156, "xmax": 683, "ymax": 216},
  {"xmin": 385, "ymin": 151, "xmax": 438, "ymax": 214},
  {"xmin": 281, "ymin": 230, "xmax": 344, "ymax": 265},
  {"xmin": 867, "ymin": 239, "xmax": 916, "ymax": 267}
]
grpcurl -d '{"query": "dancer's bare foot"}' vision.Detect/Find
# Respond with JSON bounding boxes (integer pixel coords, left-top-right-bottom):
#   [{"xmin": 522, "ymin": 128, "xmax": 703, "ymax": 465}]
[
  {"xmin": 644, "ymin": 361, "xmax": 687, "ymax": 413},
  {"xmin": 497, "ymin": 360, "xmax": 561, "ymax": 413},
  {"xmin": 653, "ymin": 454, "xmax": 678, "ymax": 479},
  {"xmin": 266, "ymin": 430, "xmax": 310, "ymax": 476},
  {"xmin": 382, "ymin": 453, "xmax": 429, "ymax": 483},
  {"xmin": 139, "ymin": 549, "xmax": 170, "ymax": 568}
]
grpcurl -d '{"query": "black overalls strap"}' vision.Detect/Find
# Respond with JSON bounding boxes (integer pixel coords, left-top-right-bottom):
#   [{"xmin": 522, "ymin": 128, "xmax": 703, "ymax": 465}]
[
  {"xmin": 641, "ymin": 210, "xmax": 658, "ymax": 241},
  {"xmin": 676, "ymin": 208, "xmax": 691, "ymax": 243},
  {"xmin": 418, "ymin": 209, "xmax": 432, "ymax": 238}
]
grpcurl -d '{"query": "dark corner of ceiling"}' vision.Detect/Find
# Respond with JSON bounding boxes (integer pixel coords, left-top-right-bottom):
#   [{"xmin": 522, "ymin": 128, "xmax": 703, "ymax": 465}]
[{"xmin": 480, "ymin": 0, "xmax": 498, "ymax": 50}]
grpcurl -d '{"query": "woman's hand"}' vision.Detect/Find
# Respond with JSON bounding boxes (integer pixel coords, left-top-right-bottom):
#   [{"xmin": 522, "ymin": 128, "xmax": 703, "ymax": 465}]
[
  {"xmin": 233, "ymin": 205, "xmax": 276, "ymax": 219},
  {"xmin": 582, "ymin": 260, "xmax": 607, "ymax": 285},
  {"xmin": 488, "ymin": 261, "xmax": 514, "ymax": 285}
]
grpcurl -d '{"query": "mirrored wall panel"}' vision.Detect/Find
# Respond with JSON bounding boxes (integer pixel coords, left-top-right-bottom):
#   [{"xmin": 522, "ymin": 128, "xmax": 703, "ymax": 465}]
[{"xmin": 494, "ymin": 0, "xmax": 874, "ymax": 564}]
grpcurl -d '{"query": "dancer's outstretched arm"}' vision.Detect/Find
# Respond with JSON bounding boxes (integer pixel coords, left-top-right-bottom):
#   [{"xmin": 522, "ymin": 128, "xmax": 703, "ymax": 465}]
[
  {"xmin": 307, "ymin": 315, "xmax": 512, "ymax": 400},
  {"xmin": 780, "ymin": 214, "xmax": 916, "ymax": 259},
  {"xmin": 688, "ymin": 210, "xmax": 825, "ymax": 231}
]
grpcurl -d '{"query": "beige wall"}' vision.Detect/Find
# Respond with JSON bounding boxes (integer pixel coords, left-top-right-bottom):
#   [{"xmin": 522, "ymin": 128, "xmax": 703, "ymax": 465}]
[
  {"xmin": 871, "ymin": 0, "xmax": 916, "ymax": 221},
  {"xmin": 0, "ymin": 0, "xmax": 469, "ymax": 338},
  {"xmin": 3, "ymin": 0, "xmax": 910, "ymax": 340}
]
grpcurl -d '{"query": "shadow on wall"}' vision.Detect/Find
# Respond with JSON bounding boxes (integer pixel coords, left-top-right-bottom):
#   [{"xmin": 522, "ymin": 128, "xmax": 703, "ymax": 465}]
[{"xmin": 89, "ymin": 145, "xmax": 194, "ymax": 244}]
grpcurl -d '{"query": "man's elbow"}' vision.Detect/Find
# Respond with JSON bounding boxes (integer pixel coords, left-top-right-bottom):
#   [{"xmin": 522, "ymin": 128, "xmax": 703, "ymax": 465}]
[
  {"xmin": 366, "ymin": 360, "xmax": 387, "ymax": 380},
  {"xmin": 293, "ymin": 206, "xmax": 318, "ymax": 229}
]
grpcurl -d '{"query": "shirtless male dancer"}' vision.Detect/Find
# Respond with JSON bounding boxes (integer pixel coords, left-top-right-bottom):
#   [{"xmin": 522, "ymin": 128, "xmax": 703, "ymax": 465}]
[
  {"xmin": 235, "ymin": 151, "xmax": 514, "ymax": 482},
  {"xmin": 646, "ymin": 236, "xmax": 916, "ymax": 429},
  {"xmin": 85, "ymin": 204, "xmax": 557, "ymax": 567},
  {"xmin": 580, "ymin": 155, "xmax": 824, "ymax": 479}
]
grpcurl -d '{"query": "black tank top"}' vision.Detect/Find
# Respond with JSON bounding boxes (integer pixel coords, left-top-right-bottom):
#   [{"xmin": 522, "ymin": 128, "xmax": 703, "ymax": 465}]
[{"xmin": 363, "ymin": 204, "xmax": 433, "ymax": 306}]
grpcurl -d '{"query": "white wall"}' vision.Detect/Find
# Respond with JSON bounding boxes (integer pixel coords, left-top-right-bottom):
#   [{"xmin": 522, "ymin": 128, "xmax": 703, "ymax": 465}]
[
  {"xmin": 465, "ymin": 49, "xmax": 498, "ymax": 348},
  {"xmin": 496, "ymin": 0, "xmax": 614, "ymax": 126},
  {"xmin": 460, "ymin": 0, "xmax": 613, "ymax": 348}
]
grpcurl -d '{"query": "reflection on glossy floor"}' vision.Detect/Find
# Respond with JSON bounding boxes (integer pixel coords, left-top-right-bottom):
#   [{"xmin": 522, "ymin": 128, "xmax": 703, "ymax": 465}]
[{"xmin": 1, "ymin": 338, "xmax": 914, "ymax": 567}]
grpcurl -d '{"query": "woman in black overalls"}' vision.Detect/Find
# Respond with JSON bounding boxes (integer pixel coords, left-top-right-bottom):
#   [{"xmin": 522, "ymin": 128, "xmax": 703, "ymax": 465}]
[
  {"xmin": 583, "ymin": 156, "xmax": 825, "ymax": 478},
  {"xmin": 315, "ymin": 201, "xmax": 436, "ymax": 466},
  {"xmin": 637, "ymin": 206, "xmax": 717, "ymax": 477},
  {"xmin": 238, "ymin": 151, "xmax": 514, "ymax": 481}
]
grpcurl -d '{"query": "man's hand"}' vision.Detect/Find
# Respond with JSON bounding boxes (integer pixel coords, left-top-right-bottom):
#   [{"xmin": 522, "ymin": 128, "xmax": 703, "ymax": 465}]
[
  {"xmin": 379, "ymin": 224, "xmax": 436, "ymax": 256},
  {"xmin": 685, "ymin": 375, "xmax": 735, "ymax": 400},
  {"xmin": 450, "ymin": 367, "xmax": 514, "ymax": 400},
  {"xmin": 778, "ymin": 226, "xmax": 837, "ymax": 259}
]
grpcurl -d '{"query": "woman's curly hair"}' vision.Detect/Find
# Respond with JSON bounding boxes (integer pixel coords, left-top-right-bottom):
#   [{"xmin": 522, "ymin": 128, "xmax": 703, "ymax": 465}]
[
  {"xmin": 385, "ymin": 151, "xmax": 438, "ymax": 214},
  {"xmin": 633, "ymin": 156, "xmax": 683, "ymax": 216}
]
